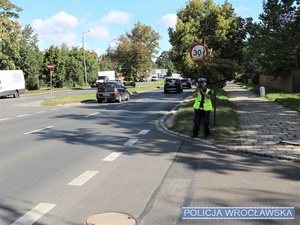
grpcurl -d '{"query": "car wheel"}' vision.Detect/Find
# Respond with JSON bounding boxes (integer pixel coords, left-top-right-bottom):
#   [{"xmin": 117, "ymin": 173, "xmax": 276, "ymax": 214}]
[
  {"xmin": 97, "ymin": 98, "xmax": 102, "ymax": 103},
  {"xmin": 164, "ymin": 90, "xmax": 167, "ymax": 93},
  {"xmin": 118, "ymin": 95, "xmax": 122, "ymax": 103},
  {"xmin": 13, "ymin": 90, "xmax": 19, "ymax": 98},
  {"xmin": 126, "ymin": 93, "xmax": 130, "ymax": 101}
]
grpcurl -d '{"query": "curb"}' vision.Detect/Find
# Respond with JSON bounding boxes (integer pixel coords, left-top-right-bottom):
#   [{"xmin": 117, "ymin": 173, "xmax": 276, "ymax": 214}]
[{"xmin": 157, "ymin": 107, "xmax": 300, "ymax": 163}]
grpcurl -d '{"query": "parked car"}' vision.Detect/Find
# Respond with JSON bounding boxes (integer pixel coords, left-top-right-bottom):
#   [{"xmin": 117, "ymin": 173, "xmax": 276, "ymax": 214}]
[
  {"xmin": 181, "ymin": 78, "xmax": 192, "ymax": 89},
  {"xmin": 164, "ymin": 77, "xmax": 183, "ymax": 93},
  {"xmin": 96, "ymin": 81, "xmax": 130, "ymax": 103}
]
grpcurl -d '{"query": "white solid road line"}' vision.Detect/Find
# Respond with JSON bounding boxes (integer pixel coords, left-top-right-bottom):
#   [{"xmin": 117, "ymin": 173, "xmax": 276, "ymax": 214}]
[
  {"xmin": 68, "ymin": 170, "xmax": 99, "ymax": 186},
  {"xmin": 11, "ymin": 202, "xmax": 56, "ymax": 225},
  {"xmin": 24, "ymin": 126, "xmax": 53, "ymax": 135},
  {"xmin": 138, "ymin": 129, "xmax": 150, "ymax": 135},
  {"xmin": 102, "ymin": 152, "xmax": 123, "ymax": 161},
  {"xmin": 124, "ymin": 138, "xmax": 138, "ymax": 146}
]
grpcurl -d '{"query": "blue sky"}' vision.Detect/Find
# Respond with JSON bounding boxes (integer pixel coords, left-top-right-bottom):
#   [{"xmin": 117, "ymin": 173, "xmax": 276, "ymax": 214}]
[{"xmin": 12, "ymin": 0, "xmax": 263, "ymax": 57}]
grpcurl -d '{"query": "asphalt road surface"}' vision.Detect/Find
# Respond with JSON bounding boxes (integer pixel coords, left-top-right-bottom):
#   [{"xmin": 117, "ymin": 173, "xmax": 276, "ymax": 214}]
[{"xmin": 0, "ymin": 87, "xmax": 299, "ymax": 225}]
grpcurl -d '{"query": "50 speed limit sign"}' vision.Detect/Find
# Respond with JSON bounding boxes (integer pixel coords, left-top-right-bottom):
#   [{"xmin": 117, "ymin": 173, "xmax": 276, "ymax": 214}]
[{"xmin": 190, "ymin": 43, "xmax": 209, "ymax": 59}]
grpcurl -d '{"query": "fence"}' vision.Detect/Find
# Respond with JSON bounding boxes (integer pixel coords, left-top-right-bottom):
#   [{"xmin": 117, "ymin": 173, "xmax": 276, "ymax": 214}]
[{"xmin": 259, "ymin": 70, "xmax": 300, "ymax": 93}]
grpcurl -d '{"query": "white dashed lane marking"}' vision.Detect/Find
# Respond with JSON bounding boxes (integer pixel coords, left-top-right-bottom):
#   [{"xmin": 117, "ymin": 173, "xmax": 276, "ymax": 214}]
[
  {"xmin": 102, "ymin": 152, "xmax": 123, "ymax": 161},
  {"xmin": 17, "ymin": 114, "xmax": 29, "ymax": 118},
  {"xmin": 24, "ymin": 126, "xmax": 53, "ymax": 135},
  {"xmin": 68, "ymin": 170, "xmax": 99, "ymax": 186},
  {"xmin": 124, "ymin": 139, "xmax": 138, "ymax": 146},
  {"xmin": 0, "ymin": 118, "xmax": 10, "ymax": 121},
  {"xmin": 138, "ymin": 129, "xmax": 150, "ymax": 135},
  {"xmin": 11, "ymin": 202, "xmax": 56, "ymax": 225},
  {"xmin": 85, "ymin": 112, "xmax": 99, "ymax": 117},
  {"xmin": 35, "ymin": 111, "xmax": 45, "ymax": 114}
]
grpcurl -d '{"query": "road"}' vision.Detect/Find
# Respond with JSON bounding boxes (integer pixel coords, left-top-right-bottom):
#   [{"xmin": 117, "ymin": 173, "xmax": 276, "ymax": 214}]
[{"xmin": 0, "ymin": 87, "xmax": 299, "ymax": 225}]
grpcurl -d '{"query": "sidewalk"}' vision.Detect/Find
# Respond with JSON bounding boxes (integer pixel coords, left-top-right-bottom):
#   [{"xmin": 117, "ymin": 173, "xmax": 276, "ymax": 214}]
[{"xmin": 160, "ymin": 81, "xmax": 300, "ymax": 162}]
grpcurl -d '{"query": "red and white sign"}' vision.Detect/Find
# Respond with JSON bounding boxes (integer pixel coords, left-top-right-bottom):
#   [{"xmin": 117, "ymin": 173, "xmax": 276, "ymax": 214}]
[
  {"xmin": 190, "ymin": 43, "xmax": 209, "ymax": 59},
  {"xmin": 47, "ymin": 63, "xmax": 54, "ymax": 71}
]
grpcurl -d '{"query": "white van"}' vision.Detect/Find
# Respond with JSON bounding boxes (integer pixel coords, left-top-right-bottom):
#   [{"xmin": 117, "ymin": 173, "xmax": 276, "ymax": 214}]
[
  {"xmin": 151, "ymin": 75, "xmax": 158, "ymax": 81},
  {"xmin": 0, "ymin": 70, "xmax": 25, "ymax": 98}
]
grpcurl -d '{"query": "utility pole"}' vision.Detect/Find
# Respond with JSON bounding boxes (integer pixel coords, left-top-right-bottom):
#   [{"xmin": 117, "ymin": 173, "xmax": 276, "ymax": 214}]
[{"xmin": 82, "ymin": 30, "xmax": 90, "ymax": 86}]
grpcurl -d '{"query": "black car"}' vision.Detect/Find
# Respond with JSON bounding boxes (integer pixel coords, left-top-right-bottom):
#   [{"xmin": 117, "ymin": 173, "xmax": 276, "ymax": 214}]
[
  {"xmin": 96, "ymin": 81, "xmax": 130, "ymax": 103},
  {"xmin": 164, "ymin": 77, "xmax": 183, "ymax": 93},
  {"xmin": 181, "ymin": 78, "xmax": 192, "ymax": 89}
]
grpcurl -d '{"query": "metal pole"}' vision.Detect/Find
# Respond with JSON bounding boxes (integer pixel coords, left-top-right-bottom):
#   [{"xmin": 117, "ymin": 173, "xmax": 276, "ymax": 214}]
[
  {"xmin": 82, "ymin": 30, "xmax": 90, "ymax": 86},
  {"xmin": 50, "ymin": 70, "xmax": 52, "ymax": 99}
]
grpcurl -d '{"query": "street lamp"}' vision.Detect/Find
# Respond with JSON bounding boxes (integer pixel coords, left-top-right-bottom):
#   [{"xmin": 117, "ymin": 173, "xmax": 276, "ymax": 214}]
[
  {"xmin": 107, "ymin": 39, "xmax": 116, "ymax": 66},
  {"xmin": 82, "ymin": 30, "xmax": 90, "ymax": 86}
]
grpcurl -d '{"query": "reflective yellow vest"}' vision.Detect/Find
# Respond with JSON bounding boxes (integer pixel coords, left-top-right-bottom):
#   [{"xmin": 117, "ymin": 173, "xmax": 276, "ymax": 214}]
[{"xmin": 193, "ymin": 88, "xmax": 213, "ymax": 111}]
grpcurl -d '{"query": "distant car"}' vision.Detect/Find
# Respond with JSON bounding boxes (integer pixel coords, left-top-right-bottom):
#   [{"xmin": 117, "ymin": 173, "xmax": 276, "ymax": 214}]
[
  {"xmin": 96, "ymin": 81, "xmax": 130, "ymax": 103},
  {"xmin": 164, "ymin": 77, "xmax": 183, "ymax": 93},
  {"xmin": 151, "ymin": 75, "xmax": 158, "ymax": 81},
  {"xmin": 136, "ymin": 77, "xmax": 147, "ymax": 82},
  {"xmin": 181, "ymin": 78, "xmax": 192, "ymax": 89}
]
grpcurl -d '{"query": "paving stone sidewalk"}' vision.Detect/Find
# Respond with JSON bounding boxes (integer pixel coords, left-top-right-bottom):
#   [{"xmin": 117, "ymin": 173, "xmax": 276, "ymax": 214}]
[
  {"xmin": 222, "ymin": 81, "xmax": 300, "ymax": 162},
  {"xmin": 161, "ymin": 81, "xmax": 300, "ymax": 162}
]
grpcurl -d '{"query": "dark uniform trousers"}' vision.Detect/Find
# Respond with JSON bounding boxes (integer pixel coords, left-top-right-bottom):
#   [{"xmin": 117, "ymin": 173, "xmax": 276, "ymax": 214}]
[{"xmin": 192, "ymin": 108, "xmax": 211, "ymax": 137}]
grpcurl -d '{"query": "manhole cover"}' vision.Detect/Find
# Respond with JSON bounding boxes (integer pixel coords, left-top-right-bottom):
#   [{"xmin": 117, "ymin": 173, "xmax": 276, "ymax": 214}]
[{"xmin": 85, "ymin": 212, "xmax": 137, "ymax": 225}]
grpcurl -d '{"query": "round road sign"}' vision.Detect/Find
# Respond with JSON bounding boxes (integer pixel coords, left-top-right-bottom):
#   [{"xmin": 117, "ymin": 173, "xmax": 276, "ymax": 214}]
[
  {"xmin": 190, "ymin": 43, "xmax": 209, "ymax": 59},
  {"xmin": 47, "ymin": 63, "xmax": 54, "ymax": 71}
]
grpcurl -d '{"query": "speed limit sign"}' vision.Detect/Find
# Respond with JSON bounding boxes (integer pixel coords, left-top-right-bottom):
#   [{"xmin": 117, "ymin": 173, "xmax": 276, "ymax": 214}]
[{"xmin": 190, "ymin": 43, "xmax": 209, "ymax": 59}]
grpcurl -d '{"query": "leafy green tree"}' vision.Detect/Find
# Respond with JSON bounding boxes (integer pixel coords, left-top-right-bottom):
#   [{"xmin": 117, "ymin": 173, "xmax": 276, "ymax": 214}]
[
  {"xmin": 0, "ymin": 0, "xmax": 22, "ymax": 69},
  {"xmin": 85, "ymin": 50, "xmax": 100, "ymax": 86},
  {"xmin": 112, "ymin": 21, "xmax": 161, "ymax": 81},
  {"xmin": 247, "ymin": 0, "xmax": 300, "ymax": 76},
  {"xmin": 156, "ymin": 51, "xmax": 170, "ymax": 69},
  {"xmin": 65, "ymin": 46, "xmax": 83, "ymax": 87},
  {"xmin": 43, "ymin": 45, "xmax": 62, "ymax": 87},
  {"xmin": 168, "ymin": 0, "xmax": 246, "ymax": 85},
  {"xmin": 17, "ymin": 25, "xmax": 43, "ymax": 90}
]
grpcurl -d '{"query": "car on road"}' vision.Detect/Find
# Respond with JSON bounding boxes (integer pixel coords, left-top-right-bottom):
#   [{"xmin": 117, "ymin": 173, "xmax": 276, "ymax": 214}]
[
  {"xmin": 181, "ymin": 78, "xmax": 192, "ymax": 89},
  {"xmin": 96, "ymin": 81, "xmax": 130, "ymax": 103},
  {"xmin": 164, "ymin": 77, "xmax": 183, "ymax": 93},
  {"xmin": 151, "ymin": 75, "xmax": 158, "ymax": 81}
]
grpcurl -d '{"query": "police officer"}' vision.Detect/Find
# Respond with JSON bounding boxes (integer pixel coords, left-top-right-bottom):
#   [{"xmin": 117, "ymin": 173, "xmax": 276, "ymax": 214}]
[{"xmin": 191, "ymin": 78, "xmax": 213, "ymax": 138}]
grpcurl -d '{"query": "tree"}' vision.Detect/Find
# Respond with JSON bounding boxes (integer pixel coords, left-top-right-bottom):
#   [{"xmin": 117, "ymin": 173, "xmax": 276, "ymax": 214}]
[
  {"xmin": 246, "ymin": 0, "xmax": 300, "ymax": 76},
  {"xmin": 156, "ymin": 51, "xmax": 170, "ymax": 69},
  {"xmin": 112, "ymin": 21, "xmax": 161, "ymax": 81},
  {"xmin": 168, "ymin": 0, "xmax": 246, "ymax": 85},
  {"xmin": 0, "ymin": 0, "xmax": 22, "ymax": 69},
  {"xmin": 86, "ymin": 50, "xmax": 100, "ymax": 86},
  {"xmin": 17, "ymin": 25, "xmax": 43, "ymax": 90},
  {"xmin": 65, "ymin": 46, "xmax": 83, "ymax": 87}
]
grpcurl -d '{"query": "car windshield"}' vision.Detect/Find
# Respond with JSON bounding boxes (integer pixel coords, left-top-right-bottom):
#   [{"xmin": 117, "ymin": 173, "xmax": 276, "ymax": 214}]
[
  {"xmin": 99, "ymin": 83, "xmax": 115, "ymax": 88},
  {"xmin": 166, "ymin": 78, "xmax": 180, "ymax": 83},
  {"xmin": 98, "ymin": 83, "xmax": 115, "ymax": 92}
]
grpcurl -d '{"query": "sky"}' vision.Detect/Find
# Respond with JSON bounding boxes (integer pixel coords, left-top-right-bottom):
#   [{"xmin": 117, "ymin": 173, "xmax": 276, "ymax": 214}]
[{"xmin": 12, "ymin": 0, "xmax": 263, "ymax": 57}]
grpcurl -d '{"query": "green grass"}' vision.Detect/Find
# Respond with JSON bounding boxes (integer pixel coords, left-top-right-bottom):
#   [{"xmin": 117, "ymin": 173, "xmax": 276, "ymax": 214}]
[
  {"xmin": 241, "ymin": 83, "xmax": 300, "ymax": 112},
  {"xmin": 41, "ymin": 93, "xmax": 96, "ymax": 106},
  {"xmin": 41, "ymin": 80, "xmax": 164, "ymax": 106},
  {"xmin": 170, "ymin": 89, "xmax": 239, "ymax": 139}
]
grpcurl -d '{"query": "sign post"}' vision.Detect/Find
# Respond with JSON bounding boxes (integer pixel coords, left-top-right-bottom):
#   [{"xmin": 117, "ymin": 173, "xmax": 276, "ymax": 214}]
[
  {"xmin": 47, "ymin": 63, "xmax": 54, "ymax": 99},
  {"xmin": 190, "ymin": 43, "xmax": 217, "ymax": 126}
]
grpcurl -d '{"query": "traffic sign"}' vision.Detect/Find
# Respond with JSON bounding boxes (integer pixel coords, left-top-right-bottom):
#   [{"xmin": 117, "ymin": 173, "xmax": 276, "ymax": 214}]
[
  {"xmin": 190, "ymin": 43, "xmax": 209, "ymax": 59},
  {"xmin": 47, "ymin": 63, "xmax": 54, "ymax": 71}
]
